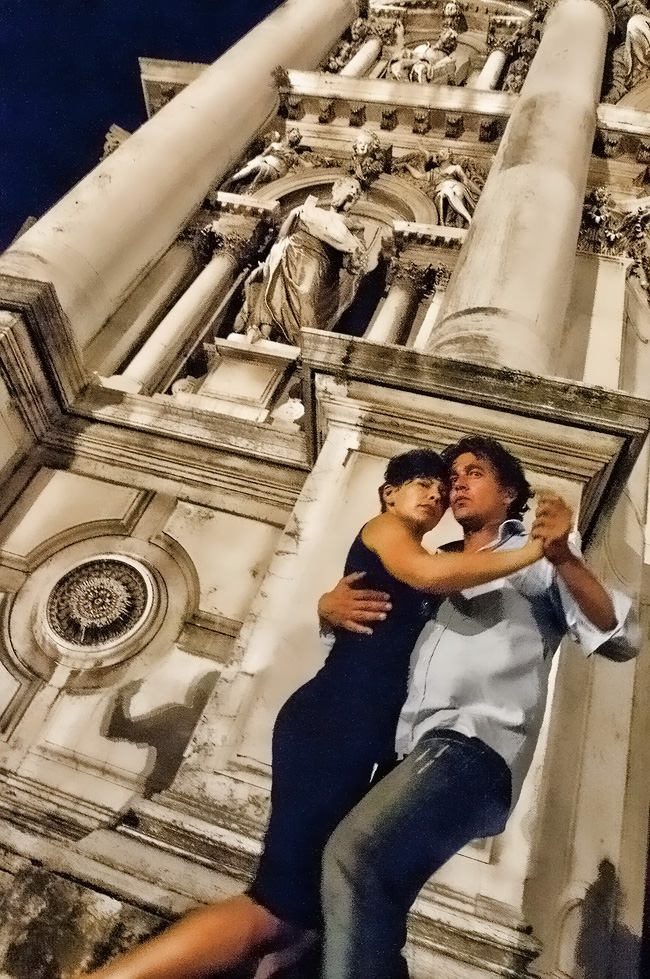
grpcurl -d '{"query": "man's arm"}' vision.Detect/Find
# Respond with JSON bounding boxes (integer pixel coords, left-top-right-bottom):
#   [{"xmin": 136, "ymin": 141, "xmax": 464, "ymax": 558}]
[
  {"xmin": 318, "ymin": 572, "xmax": 392, "ymax": 636},
  {"xmin": 531, "ymin": 492, "xmax": 617, "ymax": 632}
]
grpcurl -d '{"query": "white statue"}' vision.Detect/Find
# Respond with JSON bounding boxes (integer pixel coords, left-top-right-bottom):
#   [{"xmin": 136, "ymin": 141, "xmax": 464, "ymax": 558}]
[
  {"xmin": 405, "ymin": 149, "xmax": 482, "ymax": 226},
  {"xmin": 387, "ymin": 29, "xmax": 458, "ymax": 84},
  {"xmin": 605, "ymin": 2, "xmax": 650, "ymax": 102},
  {"xmin": 233, "ymin": 178, "xmax": 375, "ymax": 344},
  {"xmin": 224, "ymin": 130, "xmax": 303, "ymax": 192}
]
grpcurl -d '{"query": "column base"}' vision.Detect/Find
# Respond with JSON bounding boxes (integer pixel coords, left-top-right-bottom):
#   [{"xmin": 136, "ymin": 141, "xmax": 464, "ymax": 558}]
[{"xmin": 430, "ymin": 307, "xmax": 550, "ymax": 373}]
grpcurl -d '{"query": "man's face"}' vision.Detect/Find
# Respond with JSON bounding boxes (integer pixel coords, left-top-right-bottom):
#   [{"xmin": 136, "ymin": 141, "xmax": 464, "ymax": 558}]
[
  {"xmin": 449, "ymin": 452, "xmax": 514, "ymax": 530},
  {"xmin": 383, "ymin": 477, "xmax": 448, "ymax": 532}
]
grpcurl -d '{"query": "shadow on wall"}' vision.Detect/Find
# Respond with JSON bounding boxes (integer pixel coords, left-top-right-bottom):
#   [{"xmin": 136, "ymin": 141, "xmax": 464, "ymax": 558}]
[
  {"xmin": 575, "ymin": 859, "xmax": 641, "ymax": 979},
  {"xmin": 105, "ymin": 671, "xmax": 219, "ymax": 797}
]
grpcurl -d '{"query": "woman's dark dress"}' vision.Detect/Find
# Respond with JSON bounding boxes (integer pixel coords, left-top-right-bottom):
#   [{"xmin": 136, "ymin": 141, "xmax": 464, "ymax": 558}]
[{"xmin": 248, "ymin": 531, "xmax": 436, "ymax": 928}]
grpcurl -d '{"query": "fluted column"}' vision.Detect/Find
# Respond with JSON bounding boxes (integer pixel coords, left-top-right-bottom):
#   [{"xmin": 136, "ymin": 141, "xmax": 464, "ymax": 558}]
[
  {"xmin": 472, "ymin": 48, "xmax": 508, "ymax": 90},
  {"xmin": 0, "ymin": 0, "xmax": 359, "ymax": 353},
  {"xmin": 341, "ymin": 36, "xmax": 383, "ymax": 77},
  {"xmin": 428, "ymin": 0, "xmax": 614, "ymax": 374}
]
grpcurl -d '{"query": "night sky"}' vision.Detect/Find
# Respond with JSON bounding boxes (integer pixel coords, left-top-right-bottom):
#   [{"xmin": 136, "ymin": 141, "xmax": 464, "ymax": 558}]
[{"xmin": 0, "ymin": 1, "xmax": 281, "ymax": 250}]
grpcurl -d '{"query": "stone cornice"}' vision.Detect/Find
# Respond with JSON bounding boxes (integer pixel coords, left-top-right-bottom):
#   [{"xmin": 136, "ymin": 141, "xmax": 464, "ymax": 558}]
[
  {"xmin": 300, "ymin": 329, "xmax": 650, "ymax": 541},
  {"xmin": 283, "ymin": 68, "xmax": 518, "ymax": 113},
  {"xmin": 0, "ymin": 275, "xmax": 88, "ymax": 410},
  {"xmin": 43, "ymin": 416, "xmax": 304, "ymax": 522}
]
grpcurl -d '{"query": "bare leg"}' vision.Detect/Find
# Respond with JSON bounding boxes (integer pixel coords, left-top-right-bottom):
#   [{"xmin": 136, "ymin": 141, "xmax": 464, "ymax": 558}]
[{"xmin": 83, "ymin": 895, "xmax": 296, "ymax": 979}]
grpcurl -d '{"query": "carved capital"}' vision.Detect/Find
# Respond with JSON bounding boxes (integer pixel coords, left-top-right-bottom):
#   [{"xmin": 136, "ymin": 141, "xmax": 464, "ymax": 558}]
[
  {"xmin": 486, "ymin": 15, "xmax": 523, "ymax": 52},
  {"xmin": 100, "ymin": 124, "xmax": 130, "ymax": 162},
  {"xmin": 435, "ymin": 265, "xmax": 453, "ymax": 290},
  {"xmin": 386, "ymin": 259, "xmax": 438, "ymax": 298}
]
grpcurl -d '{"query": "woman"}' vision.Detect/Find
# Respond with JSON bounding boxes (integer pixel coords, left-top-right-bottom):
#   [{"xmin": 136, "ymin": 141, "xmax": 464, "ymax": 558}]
[{"xmin": 84, "ymin": 449, "xmax": 542, "ymax": 979}]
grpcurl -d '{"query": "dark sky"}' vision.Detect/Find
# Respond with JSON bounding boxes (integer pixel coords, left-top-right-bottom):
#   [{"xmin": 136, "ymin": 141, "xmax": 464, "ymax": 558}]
[{"xmin": 0, "ymin": 1, "xmax": 281, "ymax": 250}]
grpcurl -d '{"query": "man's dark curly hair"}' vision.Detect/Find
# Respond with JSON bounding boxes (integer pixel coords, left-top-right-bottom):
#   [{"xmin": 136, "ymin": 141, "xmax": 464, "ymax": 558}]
[
  {"xmin": 442, "ymin": 435, "xmax": 532, "ymax": 521},
  {"xmin": 379, "ymin": 449, "xmax": 448, "ymax": 511}
]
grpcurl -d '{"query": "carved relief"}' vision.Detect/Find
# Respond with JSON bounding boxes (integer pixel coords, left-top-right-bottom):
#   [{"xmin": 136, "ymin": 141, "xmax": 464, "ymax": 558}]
[
  {"xmin": 501, "ymin": 1, "xmax": 548, "ymax": 93},
  {"xmin": 603, "ymin": 1, "xmax": 650, "ymax": 104},
  {"xmin": 100, "ymin": 124, "xmax": 130, "ymax": 162},
  {"xmin": 222, "ymin": 130, "xmax": 305, "ymax": 193},
  {"xmin": 323, "ymin": 15, "xmax": 400, "ymax": 73},
  {"xmin": 46, "ymin": 558, "xmax": 151, "ymax": 649},
  {"xmin": 397, "ymin": 149, "xmax": 486, "ymax": 227},
  {"xmin": 385, "ymin": 27, "xmax": 464, "ymax": 85},
  {"xmin": 351, "ymin": 130, "xmax": 391, "ymax": 188},
  {"xmin": 579, "ymin": 186, "xmax": 650, "ymax": 291},
  {"xmin": 386, "ymin": 257, "xmax": 438, "ymax": 298}
]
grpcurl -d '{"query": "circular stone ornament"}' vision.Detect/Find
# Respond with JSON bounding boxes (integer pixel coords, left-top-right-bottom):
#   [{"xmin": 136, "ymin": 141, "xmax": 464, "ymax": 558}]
[
  {"xmin": 6, "ymin": 536, "xmax": 194, "ymax": 683},
  {"xmin": 45, "ymin": 557, "xmax": 154, "ymax": 650}
]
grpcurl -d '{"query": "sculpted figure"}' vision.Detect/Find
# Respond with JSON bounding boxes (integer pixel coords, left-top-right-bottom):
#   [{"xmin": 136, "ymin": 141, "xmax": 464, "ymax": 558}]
[
  {"xmin": 233, "ymin": 178, "xmax": 372, "ymax": 344},
  {"xmin": 387, "ymin": 29, "xmax": 459, "ymax": 84},
  {"xmin": 351, "ymin": 130, "xmax": 386, "ymax": 187},
  {"xmin": 224, "ymin": 130, "xmax": 303, "ymax": 192},
  {"xmin": 604, "ymin": 3, "xmax": 650, "ymax": 102},
  {"xmin": 406, "ymin": 148, "xmax": 482, "ymax": 226}
]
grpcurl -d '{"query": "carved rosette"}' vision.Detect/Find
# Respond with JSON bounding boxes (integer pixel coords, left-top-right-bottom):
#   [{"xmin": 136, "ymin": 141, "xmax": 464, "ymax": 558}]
[{"xmin": 46, "ymin": 558, "xmax": 152, "ymax": 650}]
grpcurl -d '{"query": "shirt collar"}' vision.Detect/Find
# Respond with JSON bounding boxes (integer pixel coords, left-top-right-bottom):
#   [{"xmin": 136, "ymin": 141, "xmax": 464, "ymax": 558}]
[{"xmin": 442, "ymin": 519, "xmax": 526, "ymax": 553}]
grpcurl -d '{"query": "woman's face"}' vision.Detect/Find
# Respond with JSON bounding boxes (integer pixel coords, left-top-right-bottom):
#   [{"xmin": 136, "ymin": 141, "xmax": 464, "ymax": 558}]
[{"xmin": 383, "ymin": 477, "xmax": 448, "ymax": 531}]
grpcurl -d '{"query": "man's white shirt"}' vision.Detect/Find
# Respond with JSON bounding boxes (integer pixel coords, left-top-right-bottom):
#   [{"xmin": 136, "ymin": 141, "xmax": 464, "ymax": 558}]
[{"xmin": 394, "ymin": 520, "xmax": 638, "ymax": 808}]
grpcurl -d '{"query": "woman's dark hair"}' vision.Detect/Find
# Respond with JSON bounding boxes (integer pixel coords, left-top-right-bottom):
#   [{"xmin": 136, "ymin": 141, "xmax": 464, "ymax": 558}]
[
  {"xmin": 379, "ymin": 449, "xmax": 448, "ymax": 511},
  {"xmin": 441, "ymin": 436, "xmax": 532, "ymax": 520}
]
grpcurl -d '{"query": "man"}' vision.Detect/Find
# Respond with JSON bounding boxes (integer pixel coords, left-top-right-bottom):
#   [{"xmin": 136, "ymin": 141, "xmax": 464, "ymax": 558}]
[{"xmin": 316, "ymin": 435, "xmax": 638, "ymax": 979}]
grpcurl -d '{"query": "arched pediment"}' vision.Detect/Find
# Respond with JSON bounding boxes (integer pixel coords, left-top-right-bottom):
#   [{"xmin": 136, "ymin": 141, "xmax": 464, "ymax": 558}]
[{"xmin": 251, "ymin": 166, "xmax": 438, "ymax": 226}]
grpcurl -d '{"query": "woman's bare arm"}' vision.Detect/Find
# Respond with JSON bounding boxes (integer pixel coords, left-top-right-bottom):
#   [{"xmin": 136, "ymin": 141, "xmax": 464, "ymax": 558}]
[{"xmin": 363, "ymin": 521, "xmax": 542, "ymax": 593}]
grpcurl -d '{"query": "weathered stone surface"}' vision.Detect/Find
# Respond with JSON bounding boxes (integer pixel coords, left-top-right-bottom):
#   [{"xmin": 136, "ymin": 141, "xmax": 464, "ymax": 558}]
[{"xmin": 0, "ymin": 865, "xmax": 165, "ymax": 978}]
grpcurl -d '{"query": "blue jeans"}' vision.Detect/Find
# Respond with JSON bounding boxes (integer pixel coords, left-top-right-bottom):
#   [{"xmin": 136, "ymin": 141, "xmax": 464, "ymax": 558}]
[{"xmin": 320, "ymin": 730, "xmax": 512, "ymax": 979}]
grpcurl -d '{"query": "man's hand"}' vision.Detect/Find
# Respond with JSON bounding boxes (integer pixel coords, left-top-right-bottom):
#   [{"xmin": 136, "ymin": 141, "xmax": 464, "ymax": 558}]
[
  {"xmin": 532, "ymin": 491, "xmax": 617, "ymax": 631},
  {"xmin": 531, "ymin": 491, "xmax": 573, "ymax": 565},
  {"xmin": 318, "ymin": 572, "xmax": 392, "ymax": 636}
]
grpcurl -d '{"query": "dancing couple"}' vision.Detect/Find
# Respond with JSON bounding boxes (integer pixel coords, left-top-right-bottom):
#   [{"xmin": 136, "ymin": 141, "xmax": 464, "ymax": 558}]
[{"xmin": 83, "ymin": 436, "xmax": 637, "ymax": 979}]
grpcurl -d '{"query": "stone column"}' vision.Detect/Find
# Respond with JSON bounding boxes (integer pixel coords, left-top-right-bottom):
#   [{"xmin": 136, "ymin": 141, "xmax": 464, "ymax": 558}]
[
  {"xmin": 341, "ymin": 36, "xmax": 383, "ymax": 77},
  {"xmin": 411, "ymin": 266, "xmax": 452, "ymax": 350},
  {"xmin": 428, "ymin": 0, "xmax": 614, "ymax": 375},
  {"xmin": 472, "ymin": 48, "xmax": 508, "ymax": 90},
  {"xmin": 116, "ymin": 249, "xmax": 240, "ymax": 395},
  {"xmin": 108, "ymin": 197, "xmax": 278, "ymax": 395},
  {"xmin": 0, "ymin": 0, "xmax": 359, "ymax": 353},
  {"xmin": 366, "ymin": 264, "xmax": 422, "ymax": 345}
]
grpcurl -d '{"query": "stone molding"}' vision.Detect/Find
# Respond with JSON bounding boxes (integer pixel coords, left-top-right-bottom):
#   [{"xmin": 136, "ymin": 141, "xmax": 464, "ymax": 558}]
[
  {"xmin": 0, "ymin": 275, "xmax": 87, "ymax": 412},
  {"xmin": 43, "ymin": 412, "xmax": 305, "ymax": 519},
  {"xmin": 300, "ymin": 329, "xmax": 650, "ymax": 539},
  {"xmin": 252, "ymin": 166, "xmax": 438, "ymax": 225},
  {"xmin": 112, "ymin": 794, "xmax": 542, "ymax": 979}
]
